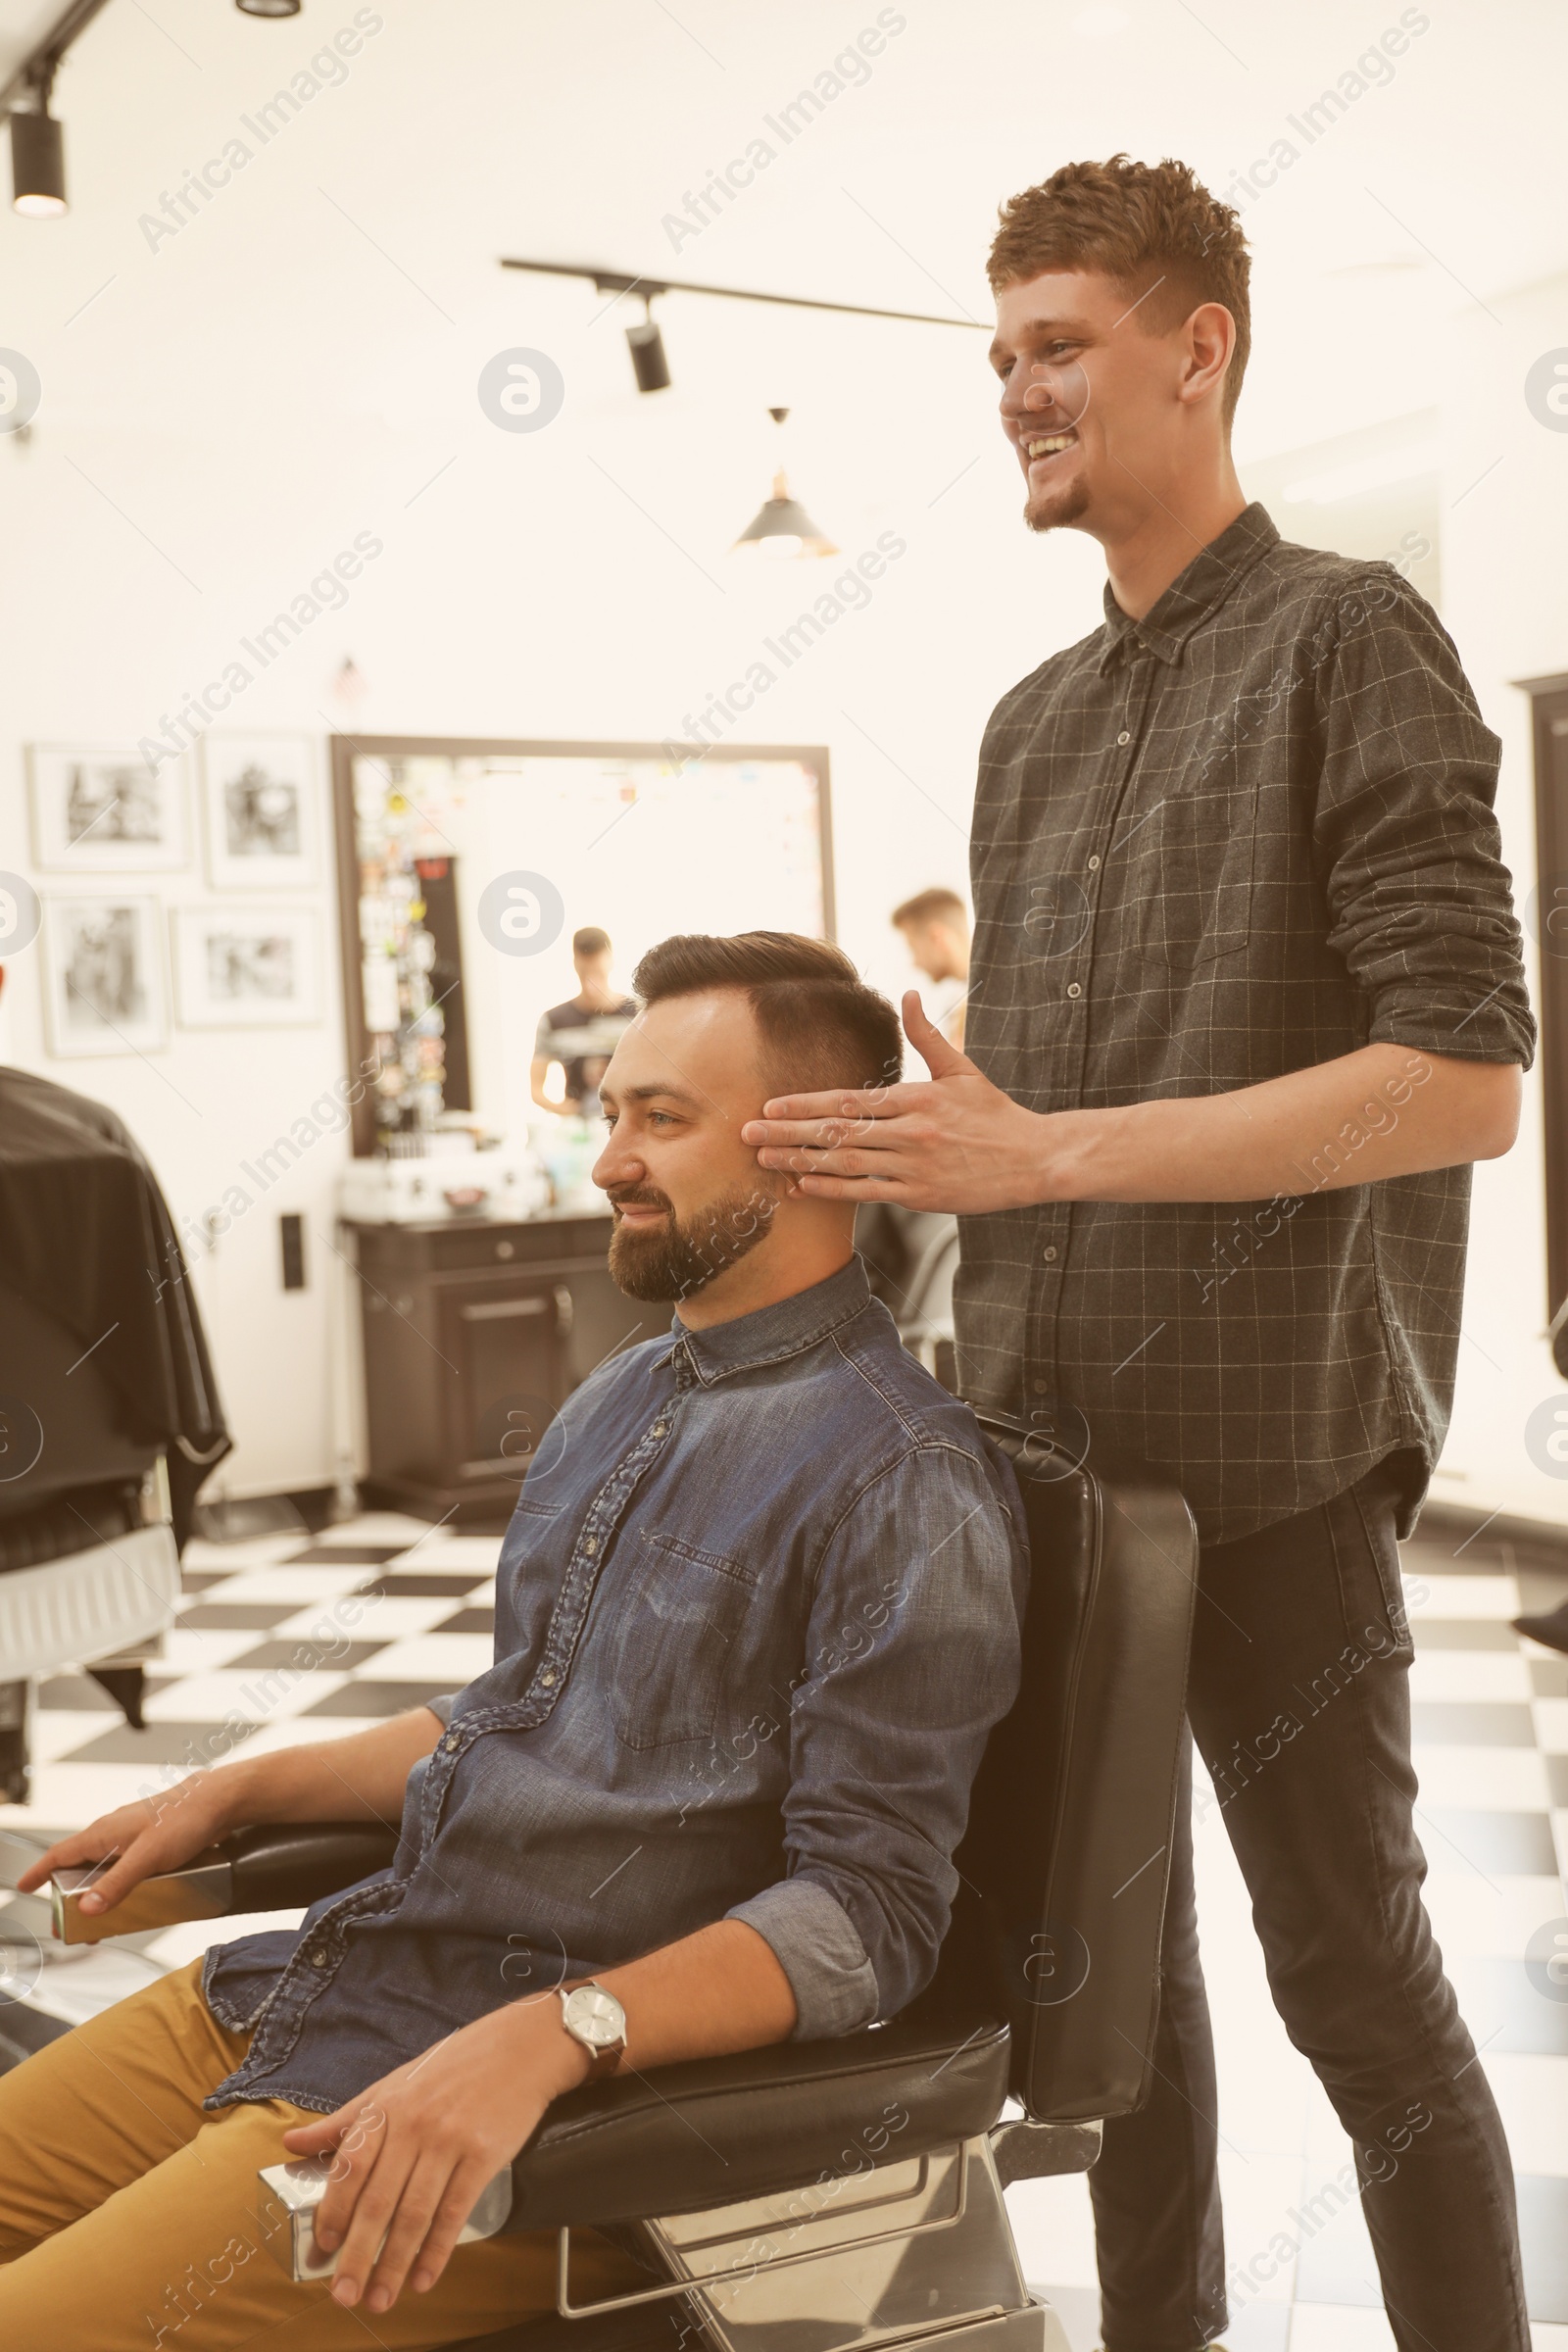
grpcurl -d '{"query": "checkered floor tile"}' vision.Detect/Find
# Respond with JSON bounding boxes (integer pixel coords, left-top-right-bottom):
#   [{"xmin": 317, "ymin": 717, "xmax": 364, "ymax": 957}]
[{"xmin": 1, "ymin": 1509, "xmax": 1565, "ymax": 2349}]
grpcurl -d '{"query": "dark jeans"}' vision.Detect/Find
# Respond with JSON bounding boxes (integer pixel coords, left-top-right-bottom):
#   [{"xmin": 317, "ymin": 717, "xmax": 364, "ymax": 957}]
[{"xmin": 1090, "ymin": 1457, "xmax": 1529, "ymax": 2352}]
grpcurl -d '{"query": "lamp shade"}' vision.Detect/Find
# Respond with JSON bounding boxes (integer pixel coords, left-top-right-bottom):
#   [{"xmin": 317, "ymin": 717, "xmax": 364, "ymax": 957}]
[
  {"xmin": 11, "ymin": 110, "xmax": 66, "ymax": 217},
  {"xmin": 731, "ymin": 470, "xmax": 839, "ymax": 561}
]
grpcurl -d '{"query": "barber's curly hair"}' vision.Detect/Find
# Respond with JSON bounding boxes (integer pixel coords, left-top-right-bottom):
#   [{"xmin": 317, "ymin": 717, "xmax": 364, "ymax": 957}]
[
  {"xmin": 634, "ymin": 931, "xmax": 902, "ymax": 1098},
  {"xmin": 988, "ymin": 154, "xmax": 1251, "ymax": 425}
]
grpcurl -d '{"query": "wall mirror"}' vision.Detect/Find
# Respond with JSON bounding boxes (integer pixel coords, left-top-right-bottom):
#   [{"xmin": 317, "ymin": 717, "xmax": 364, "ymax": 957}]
[{"xmin": 331, "ymin": 736, "xmax": 833, "ymax": 1161}]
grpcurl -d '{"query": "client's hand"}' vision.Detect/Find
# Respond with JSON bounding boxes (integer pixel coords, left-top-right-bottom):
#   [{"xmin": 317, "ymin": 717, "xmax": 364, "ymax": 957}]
[
  {"xmin": 17, "ymin": 1772, "xmax": 234, "ymax": 1916},
  {"xmin": 281, "ymin": 1996, "xmax": 588, "ymax": 2314}
]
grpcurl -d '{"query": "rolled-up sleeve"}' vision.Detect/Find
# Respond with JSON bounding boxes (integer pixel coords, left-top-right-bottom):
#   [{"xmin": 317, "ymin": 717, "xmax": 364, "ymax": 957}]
[
  {"xmin": 1313, "ymin": 573, "xmax": 1535, "ymax": 1067},
  {"xmin": 726, "ymin": 1440, "xmax": 1025, "ymax": 2039}
]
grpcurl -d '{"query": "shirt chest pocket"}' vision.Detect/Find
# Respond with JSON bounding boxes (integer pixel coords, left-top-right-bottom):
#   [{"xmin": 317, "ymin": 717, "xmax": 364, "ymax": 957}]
[
  {"xmin": 1115, "ymin": 767, "xmax": 1257, "ymax": 968},
  {"xmin": 608, "ymin": 1532, "xmax": 757, "ymax": 1749}
]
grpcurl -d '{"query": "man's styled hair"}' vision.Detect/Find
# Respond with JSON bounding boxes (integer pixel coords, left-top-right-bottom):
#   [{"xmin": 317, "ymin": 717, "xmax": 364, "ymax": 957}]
[
  {"xmin": 893, "ymin": 887, "xmax": 966, "ymax": 931},
  {"xmin": 633, "ymin": 932, "xmax": 903, "ymax": 1096},
  {"xmin": 573, "ymin": 926, "xmax": 611, "ymax": 956},
  {"xmin": 988, "ymin": 154, "xmax": 1251, "ymax": 426}
]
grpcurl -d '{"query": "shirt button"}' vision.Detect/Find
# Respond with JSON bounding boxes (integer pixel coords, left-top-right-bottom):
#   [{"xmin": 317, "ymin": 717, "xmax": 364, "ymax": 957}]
[
  {"xmin": 1043, "ymin": 1247, "xmax": 1058, "ymax": 1262},
  {"xmin": 1116, "ymin": 730, "xmax": 1131, "ymax": 746},
  {"xmin": 1087, "ymin": 855, "xmax": 1101, "ymax": 871},
  {"xmin": 582, "ymin": 1536, "xmax": 598, "ymax": 1555},
  {"xmin": 540, "ymin": 1668, "xmax": 558, "ymax": 1688},
  {"xmin": 1066, "ymin": 982, "xmax": 1082, "ymax": 1000},
  {"xmin": 309, "ymin": 1950, "xmax": 328, "ymax": 1968},
  {"xmin": 651, "ymin": 1423, "xmax": 668, "ymax": 1438},
  {"xmin": 443, "ymin": 1732, "xmax": 460, "ymax": 1751}
]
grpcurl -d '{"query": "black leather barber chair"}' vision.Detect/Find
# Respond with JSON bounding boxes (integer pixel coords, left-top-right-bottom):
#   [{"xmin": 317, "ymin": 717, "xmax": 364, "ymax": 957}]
[
  {"xmin": 0, "ymin": 1284, "xmax": 183, "ymax": 1802},
  {"xmin": 0, "ymin": 1065, "xmax": 228, "ymax": 1798},
  {"xmin": 62, "ymin": 1427, "xmax": 1197, "ymax": 2352}
]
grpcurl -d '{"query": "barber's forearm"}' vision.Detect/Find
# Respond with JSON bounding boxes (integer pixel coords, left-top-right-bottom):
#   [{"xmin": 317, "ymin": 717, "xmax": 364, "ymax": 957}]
[
  {"xmin": 212, "ymin": 1707, "xmax": 444, "ymax": 1834},
  {"xmin": 1041, "ymin": 1045, "xmax": 1521, "ymax": 1205}
]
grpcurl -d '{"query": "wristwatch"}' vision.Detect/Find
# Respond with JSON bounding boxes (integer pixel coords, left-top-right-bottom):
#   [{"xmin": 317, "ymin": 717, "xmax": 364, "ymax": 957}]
[{"xmin": 557, "ymin": 1981, "xmax": 627, "ymax": 2076}]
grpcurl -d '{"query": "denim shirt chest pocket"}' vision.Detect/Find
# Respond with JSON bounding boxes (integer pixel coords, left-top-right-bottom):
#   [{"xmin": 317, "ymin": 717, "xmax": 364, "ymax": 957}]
[{"xmin": 608, "ymin": 1530, "xmax": 759, "ymax": 1748}]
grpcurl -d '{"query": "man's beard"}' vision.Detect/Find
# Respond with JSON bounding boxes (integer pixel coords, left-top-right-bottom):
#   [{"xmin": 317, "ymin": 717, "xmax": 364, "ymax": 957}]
[
  {"xmin": 1024, "ymin": 474, "xmax": 1091, "ymax": 534},
  {"xmin": 607, "ymin": 1182, "xmax": 779, "ymax": 1303}
]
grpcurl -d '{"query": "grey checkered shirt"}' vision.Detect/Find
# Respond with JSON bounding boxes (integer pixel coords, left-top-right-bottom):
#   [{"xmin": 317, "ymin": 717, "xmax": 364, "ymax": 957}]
[{"xmin": 955, "ymin": 502, "xmax": 1535, "ymax": 1545}]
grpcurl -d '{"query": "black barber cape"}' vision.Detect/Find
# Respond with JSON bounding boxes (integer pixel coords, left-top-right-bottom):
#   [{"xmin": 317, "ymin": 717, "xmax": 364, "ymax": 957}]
[{"xmin": 0, "ymin": 1065, "xmax": 229, "ymax": 1545}]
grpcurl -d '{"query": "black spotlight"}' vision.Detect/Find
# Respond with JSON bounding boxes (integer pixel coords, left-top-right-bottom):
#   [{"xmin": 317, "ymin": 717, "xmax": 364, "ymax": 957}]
[
  {"xmin": 625, "ymin": 301, "xmax": 670, "ymax": 394},
  {"xmin": 235, "ymin": 0, "xmax": 302, "ymax": 16},
  {"xmin": 11, "ymin": 98, "xmax": 67, "ymax": 217}
]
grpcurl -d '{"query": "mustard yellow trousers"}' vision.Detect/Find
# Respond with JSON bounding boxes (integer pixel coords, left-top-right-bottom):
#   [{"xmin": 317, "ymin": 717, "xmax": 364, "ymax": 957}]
[{"xmin": 0, "ymin": 1958, "xmax": 642, "ymax": 2351}]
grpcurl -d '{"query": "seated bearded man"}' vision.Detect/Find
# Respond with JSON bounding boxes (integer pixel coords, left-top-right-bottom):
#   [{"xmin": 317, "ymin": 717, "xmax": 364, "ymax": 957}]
[{"xmin": 6, "ymin": 929, "xmax": 1027, "ymax": 2351}]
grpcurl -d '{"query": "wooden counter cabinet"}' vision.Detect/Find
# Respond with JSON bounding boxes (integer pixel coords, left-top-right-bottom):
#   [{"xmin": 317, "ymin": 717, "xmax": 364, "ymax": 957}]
[{"xmin": 345, "ymin": 1214, "xmax": 660, "ymax": 1523}]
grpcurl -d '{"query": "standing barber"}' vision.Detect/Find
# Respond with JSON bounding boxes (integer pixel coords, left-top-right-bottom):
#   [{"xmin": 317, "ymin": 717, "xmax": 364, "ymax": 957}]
[{"xmin": 746, "ymin": 156, "xmax": 1534, "ymax": 2352}]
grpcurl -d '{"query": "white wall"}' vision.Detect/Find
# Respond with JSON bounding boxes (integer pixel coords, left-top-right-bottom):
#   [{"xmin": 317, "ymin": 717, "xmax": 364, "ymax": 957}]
[
  {"xmin": 1421, "ymin": 268, "xmax": 1568, "ymax": 1527},
  {"xmin": 0, "ymin": 1, "xmax": 1563, "ymax": 1513}
]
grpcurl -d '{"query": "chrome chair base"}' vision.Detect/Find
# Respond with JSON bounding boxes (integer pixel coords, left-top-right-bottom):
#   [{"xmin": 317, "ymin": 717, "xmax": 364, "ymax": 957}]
[{"xmin": 559, "ymin": 2134, "xmax": 1072, "ymax": 2352}]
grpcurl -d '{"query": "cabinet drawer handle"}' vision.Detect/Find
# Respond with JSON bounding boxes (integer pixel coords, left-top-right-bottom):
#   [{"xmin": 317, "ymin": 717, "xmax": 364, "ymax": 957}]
[
  {"xmin": 554, "ymin": 1285, "xmax": 574, "ymax": 1336},
  {"xmin": 460, "ymin": 1298, "xmax": 550, "ymax": 1322}
]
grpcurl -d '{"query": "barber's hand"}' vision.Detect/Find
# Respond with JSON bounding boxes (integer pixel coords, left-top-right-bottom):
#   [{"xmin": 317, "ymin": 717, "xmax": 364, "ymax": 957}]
[
  {"xmin": 17, "ymin": 1773, "xmax": 235, "ymax": 1918},
  {"xmin": 742, "ymin": 993, "xmax": 1053, "ymax": 1215},
  {"xmin": 281, "ymin": 1998, "xmax": 589, "ymax": 2314}
]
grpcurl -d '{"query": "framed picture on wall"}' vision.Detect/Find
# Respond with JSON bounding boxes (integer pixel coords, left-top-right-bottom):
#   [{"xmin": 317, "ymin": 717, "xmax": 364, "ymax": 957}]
[
  {"xmin": 200, "ymin": 733, "xmax": 318, "ymax": 889},
  {"xmin": 27, "ymin": 744, "xmax": 189, "ymax": 872},
  {"xmin": 41, "ymin": 896, "xmax": 169, "ymax": 1055},
  {"xmin": 171, "ymin": 904, "xmax": 322, "ymax": 1028}
]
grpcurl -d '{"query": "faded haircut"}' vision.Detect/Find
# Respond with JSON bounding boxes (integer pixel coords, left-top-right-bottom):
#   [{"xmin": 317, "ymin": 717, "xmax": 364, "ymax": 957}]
[{"xmin": 632, "ymin": 931, "xmax": 903, "ymax": 1097}]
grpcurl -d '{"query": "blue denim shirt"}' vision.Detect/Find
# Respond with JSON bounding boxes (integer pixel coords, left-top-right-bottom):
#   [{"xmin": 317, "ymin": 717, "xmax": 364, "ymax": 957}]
[{"xmin": 203, "ymin": 1258, "xmax": 1026, "ymax": 2114}]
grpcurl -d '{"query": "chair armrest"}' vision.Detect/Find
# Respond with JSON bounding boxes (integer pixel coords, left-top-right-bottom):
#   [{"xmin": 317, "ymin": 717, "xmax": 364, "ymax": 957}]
[
  {"xmin": 50, "ymin": 1821, "xmax": 400, "ymax": 1944},
  {"xmin": 506, "ymin": 2014, "xmax": 1011, "ymax": 2230}
]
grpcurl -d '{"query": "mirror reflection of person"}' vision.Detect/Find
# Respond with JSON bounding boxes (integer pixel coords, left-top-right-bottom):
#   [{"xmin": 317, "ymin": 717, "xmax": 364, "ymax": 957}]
[
  {"xmin": 858, "ymin": 891, "xmax": 971, "ymax": 1352},
  {"xmin": 529, "ymin": 927, "xmax": 635, "ymax": 1120},
  {"xmin": 892, "ymin": 889, "xmax": 969, "ymax": 1050}
]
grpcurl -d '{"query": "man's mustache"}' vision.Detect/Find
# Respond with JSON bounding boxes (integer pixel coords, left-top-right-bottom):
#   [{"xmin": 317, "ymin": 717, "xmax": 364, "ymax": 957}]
[{"xmin": 607, "ymin": 1186, "xmax": 672, "ymax": 1214}]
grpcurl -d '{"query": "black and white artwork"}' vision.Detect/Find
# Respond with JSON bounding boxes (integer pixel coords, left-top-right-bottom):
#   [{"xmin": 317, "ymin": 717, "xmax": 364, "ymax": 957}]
[
  {"xmin": 42, "ymin": 897, "xmax": 169, "ymax": 1055},
  {"xmin": 27, "ymin": 745, "xmax": 189, "ymax": 872},
  {"xmin": 201, "ymin": 734, "xmax": 318, "ymax": 889},
  {"xmin": 172, "ymin": 905, "xmax": 322, "ymax": 1028}
]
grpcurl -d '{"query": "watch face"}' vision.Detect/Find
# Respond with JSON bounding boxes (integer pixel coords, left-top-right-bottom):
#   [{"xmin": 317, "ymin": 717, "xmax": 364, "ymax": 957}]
[{"xmin": 564, "ymin": 1983, "xmax": 624, "ymax": 2050}]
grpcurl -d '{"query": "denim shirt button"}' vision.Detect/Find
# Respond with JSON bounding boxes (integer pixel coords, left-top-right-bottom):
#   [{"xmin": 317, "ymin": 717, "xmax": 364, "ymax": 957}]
[
  {"xmin": 651, "ymin": 1422, "xmax": 668, "ymax": 1438},
  {"xmin": 309, "ymin": 1950, "xmax": 328, "ymax": 1968},
  {"xmin": 540, "ymin": 1668, "xmax": 558, "ymax": 1687},
  {"xmin": 443, "ymin": 1732, "xmax": 460, "ymax": 1751},
  {"xmin": 582, "ymin": 1536, "xmax": 598, "ymax": 1555}
]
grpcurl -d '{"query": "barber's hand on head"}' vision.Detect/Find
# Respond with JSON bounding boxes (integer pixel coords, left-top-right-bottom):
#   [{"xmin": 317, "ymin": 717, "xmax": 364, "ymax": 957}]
[
  {"xmin": 16, "ymin": 1773, "xmax": 235, "ymax": 1918},
  {"xmin": 281, "ymin": 1996, "xmax": 589, "ymax": 2315},
  {"xmin": 742, "ymin": 992, "xmax": 1051, "ymax": 1216}
]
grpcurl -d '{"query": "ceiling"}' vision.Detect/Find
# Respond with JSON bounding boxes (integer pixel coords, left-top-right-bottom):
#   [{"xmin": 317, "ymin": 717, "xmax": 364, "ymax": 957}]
[
  {"xmin": 0, "ymin": 0, "xmax": 79, "ymax": 102},
  {"xmin": 0, "ymin": 0, "xmax": 1560, "ymax": 470}
]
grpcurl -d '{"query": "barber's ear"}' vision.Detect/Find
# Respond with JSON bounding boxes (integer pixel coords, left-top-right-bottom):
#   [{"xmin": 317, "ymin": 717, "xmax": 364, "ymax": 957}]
[{"xmin": 1180, "ymin": 302, "xmax": 1236, "ymax": 407}]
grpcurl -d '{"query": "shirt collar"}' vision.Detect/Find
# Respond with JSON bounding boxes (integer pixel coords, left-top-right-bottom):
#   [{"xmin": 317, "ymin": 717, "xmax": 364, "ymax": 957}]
[
  {"xmin": 1096, "ymin": 500, "xmax": 1279, "ymax": 673},
  {"xmin": 657, "ymin": 1255, "xmax": 872, "ymax": 1386}
]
